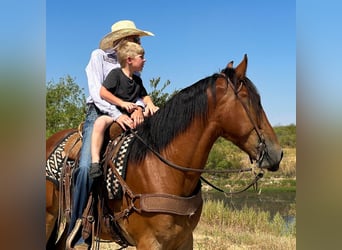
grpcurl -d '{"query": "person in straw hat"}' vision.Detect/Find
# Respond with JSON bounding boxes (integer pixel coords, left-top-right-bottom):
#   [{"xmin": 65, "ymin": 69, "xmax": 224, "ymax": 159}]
[{"xmin": 66, "ymin": 20, "xmax": 154, "ymax": 249}]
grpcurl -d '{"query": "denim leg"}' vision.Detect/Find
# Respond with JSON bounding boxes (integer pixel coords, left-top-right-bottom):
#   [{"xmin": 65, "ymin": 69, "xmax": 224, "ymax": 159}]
[{"xmin": 68, "ymin": 104, "xmax": 100, "ymax": 234}]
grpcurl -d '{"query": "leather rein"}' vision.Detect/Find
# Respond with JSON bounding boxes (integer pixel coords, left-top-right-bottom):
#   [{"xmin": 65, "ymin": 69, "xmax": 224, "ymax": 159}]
[
  {"xmin": 130, "ymin": 129, "xmax": 263, "ymax": 195},
  {"xmin": 127, "ymin": 73, "xmax": 268, "ymax": 195}
]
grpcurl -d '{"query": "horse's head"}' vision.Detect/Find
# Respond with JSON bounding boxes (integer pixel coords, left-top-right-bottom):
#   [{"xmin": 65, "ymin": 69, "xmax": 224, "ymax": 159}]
[{"xmin": 211, "ymin": 54, "xmax": 282, "ymax": 171}]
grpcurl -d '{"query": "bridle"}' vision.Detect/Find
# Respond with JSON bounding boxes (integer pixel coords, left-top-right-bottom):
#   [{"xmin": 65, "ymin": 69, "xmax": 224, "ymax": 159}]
[
  {"xmin": 127, "ymin": 73, "xmax": 269, "ymax": 195},
  {"xmin": 220, "ymin": 73, "xmax": 268, "ymax": 168}
]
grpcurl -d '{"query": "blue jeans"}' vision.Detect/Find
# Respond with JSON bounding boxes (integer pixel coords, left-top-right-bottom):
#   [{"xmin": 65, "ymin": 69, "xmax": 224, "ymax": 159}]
[{"xmin": 68, "ymin": 103, "xmax": 102, "ymax": 236}]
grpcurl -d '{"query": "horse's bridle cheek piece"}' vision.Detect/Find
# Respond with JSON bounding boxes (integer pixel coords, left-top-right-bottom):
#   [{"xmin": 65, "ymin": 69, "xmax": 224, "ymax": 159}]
[{"xmin": 221, "ymin": 74, "xmax": 268, "ymax": 167}]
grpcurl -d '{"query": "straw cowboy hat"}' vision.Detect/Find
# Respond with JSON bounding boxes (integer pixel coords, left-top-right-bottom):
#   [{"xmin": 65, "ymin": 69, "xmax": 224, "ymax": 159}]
[{"xmin": 99, "ymin": 20, "xmax": 154, "ymax": 50}]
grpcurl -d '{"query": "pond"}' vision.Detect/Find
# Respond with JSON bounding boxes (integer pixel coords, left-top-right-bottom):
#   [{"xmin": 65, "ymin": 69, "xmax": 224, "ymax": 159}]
[{"xmin": 202, "ymin": 190, "xmax": 296, "ymax": 219}]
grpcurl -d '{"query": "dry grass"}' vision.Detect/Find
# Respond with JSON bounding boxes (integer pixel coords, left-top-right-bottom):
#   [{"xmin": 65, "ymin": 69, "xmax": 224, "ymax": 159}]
[
  {"xmin": 99, "ymin": 231, "xmax": 295, "ymax": 250},
  {"xmin": 193, "ymin": 200, "xmax": 295, "ymax": 250},
  {"xmin": 278, "ymin": 148, "xmax": 296, "ymax": 177}
]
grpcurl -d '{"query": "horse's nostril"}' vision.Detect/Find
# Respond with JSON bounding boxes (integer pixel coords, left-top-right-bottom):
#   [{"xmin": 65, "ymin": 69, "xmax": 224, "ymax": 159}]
[{"xmin": 280, "ymin": 150, "xmax": 284, "ymax": 161}]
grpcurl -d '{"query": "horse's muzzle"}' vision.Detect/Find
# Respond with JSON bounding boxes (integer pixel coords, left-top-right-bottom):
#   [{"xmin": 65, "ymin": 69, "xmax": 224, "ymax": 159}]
[{"xmin": 260, "ymin": 149, "xmax": 283, "ymax": 172}]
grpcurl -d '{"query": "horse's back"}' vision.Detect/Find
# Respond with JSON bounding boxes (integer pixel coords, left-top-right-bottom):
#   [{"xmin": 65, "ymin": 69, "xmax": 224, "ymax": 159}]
[{"xmin": 46, "ymin": 128, "xmax": 77, "ymax": 160}]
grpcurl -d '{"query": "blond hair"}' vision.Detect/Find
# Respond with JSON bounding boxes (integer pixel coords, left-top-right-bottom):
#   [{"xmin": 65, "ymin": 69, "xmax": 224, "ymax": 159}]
[{"xmin": 116, "ymin": 41, "xmax": 144, "ymax": 67}]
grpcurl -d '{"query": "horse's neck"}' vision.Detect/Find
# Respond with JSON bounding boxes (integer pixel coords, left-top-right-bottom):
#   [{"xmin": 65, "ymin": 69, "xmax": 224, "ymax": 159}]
[
  {"xmin": 173, "ymin": 124, "xmax": 217, "ymax": 167},
  {"xmin": 131, "ymin": 120, "xmax": 219, "ymax": 197},
  {"xmin": 159, "ymin": 121, "xmax": 218, "ymax": 194}
]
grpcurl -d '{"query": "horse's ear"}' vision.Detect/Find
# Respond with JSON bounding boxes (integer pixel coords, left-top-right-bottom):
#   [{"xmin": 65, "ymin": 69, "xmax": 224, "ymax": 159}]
[
  {"xmin": 235, "ymin": 54, "xmax": 248, "ymax": 78},
  {"xmin": 227, "ymin": 60, "xmax": 234, "ymax": 68}
]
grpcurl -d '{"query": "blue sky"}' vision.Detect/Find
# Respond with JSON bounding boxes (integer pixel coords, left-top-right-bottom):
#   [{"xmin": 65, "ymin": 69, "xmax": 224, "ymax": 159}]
[{"xmin": 46, "ymin": 0, "xmax": 295, "ymax": 126}]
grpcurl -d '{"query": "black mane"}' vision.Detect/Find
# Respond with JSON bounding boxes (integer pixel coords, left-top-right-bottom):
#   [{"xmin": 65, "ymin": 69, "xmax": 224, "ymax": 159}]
[
  {"xmin": 128, "ymin": 67, "xmax": 262, "ymax": 164},
  {"xmin": 129, "ymin": 73, "xmax": 219, "ymax": 163}
]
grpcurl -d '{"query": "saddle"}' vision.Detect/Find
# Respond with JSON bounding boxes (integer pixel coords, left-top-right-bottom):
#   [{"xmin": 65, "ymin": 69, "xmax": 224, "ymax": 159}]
[
  {"xmin": 63, "ymin": 122, "xmax": 124, "ymax": 160},
  {"xmin": 60, "ymin": 122, "xmax": 132, "ymax": 249}
]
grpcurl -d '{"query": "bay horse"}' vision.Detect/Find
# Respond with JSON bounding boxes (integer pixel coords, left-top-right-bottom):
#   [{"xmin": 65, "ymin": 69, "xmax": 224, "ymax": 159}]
[{"xmin": 46, "ymin": 55, "xmax": 283, "ymax": 249}]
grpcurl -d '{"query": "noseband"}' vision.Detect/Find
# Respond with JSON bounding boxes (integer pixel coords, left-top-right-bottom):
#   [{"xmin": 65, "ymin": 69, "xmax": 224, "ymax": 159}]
[{"xmin": 220, "ymin": 73, "xmax": 268, "ymax": 168}]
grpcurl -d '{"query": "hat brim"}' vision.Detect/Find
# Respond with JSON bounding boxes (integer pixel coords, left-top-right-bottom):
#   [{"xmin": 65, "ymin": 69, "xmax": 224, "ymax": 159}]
[{"xmin": 99, "ymin": 29, "xmax": 154, "ymax": 50}]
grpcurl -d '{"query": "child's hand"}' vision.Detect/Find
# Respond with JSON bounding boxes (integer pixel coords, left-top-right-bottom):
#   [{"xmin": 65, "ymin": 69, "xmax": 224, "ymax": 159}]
[
  {"xmin": 143, "ymin": 103, "xmax": 159, "ymax": 117},
  {"xmin": 121, "ymin": 101, "xmax": 138, "ymax": 113},
  {"xmin": 116, "ymin": 114, "xmax": 134, "ymax": 130},
  {"xmin": 131, "ymin": 107, "xmax": 144, "ymax": 128}
]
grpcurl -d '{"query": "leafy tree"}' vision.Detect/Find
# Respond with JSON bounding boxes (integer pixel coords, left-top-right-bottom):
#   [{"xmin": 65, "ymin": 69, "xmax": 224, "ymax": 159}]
[
  {"xmin": 148, "ymin": 77, "xmax": 179, "ymax": 107},
  {"xmin": 46, "ymin": 75, "xmax": 86, "ymax": 137}
]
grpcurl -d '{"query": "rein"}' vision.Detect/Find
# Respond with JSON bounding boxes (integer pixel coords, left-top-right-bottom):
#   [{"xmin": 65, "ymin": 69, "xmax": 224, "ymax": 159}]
[
  {"xmin": 130, "ymin": 129, "xmax": 252, "ymax": 174},
  {"xmin": 201, "ymin": 171, "xmax": 263, "ymax": 195},
  {"xmin": 129, "ymin": 129, "xmax": 264, "ymax": 195}
]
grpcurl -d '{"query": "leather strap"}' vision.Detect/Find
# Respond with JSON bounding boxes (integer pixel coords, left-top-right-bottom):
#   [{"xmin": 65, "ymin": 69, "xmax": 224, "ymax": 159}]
[
  {"xmin": 63, "ymin": 163, "xmax": 72, "ymax": 221},
  {"xmin": 108, "ymin": 153, "xmax": 203, "ymax": 219},
  {"xmin": 81, "ymin": 192, "xmax": 95, "ymax": 240},
  {"xmin": 138, "ymin": 190, "xmax": 203, "ymax": 216}
]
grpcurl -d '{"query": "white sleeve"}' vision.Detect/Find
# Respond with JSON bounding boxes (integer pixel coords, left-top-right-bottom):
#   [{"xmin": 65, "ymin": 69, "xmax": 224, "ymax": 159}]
[{"xmin": 85, "ymin": 49, "xmax": 122, "ymax": 120}]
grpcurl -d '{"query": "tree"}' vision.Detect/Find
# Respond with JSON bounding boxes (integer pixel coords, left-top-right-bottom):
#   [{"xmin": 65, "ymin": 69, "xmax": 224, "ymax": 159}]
[
  {"xmin": 46, "ymin": 75, "xmax": 86, "ymax": 137},
  {"xmin": 148, "ymin": 77, "xmax": 179, "ymax": 107}
]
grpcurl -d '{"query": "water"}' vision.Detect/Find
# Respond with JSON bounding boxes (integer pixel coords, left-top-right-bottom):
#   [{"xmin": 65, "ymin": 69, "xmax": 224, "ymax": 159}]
[{"xmin": 202, "ymin": 190, "xmax": 296, "ymax": 218}]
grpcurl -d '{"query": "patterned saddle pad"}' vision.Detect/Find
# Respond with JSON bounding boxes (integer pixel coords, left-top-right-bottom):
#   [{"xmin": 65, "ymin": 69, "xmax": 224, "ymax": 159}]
[
  {"xmin": 106, "ymin": 133, "xmax": 134, "ymax": 200},
  {"xmin": 46, "ymin": 130, "xmax": 134, "ymax": 200},
  {"xmin": 46, "ymin": 131, "xmax": 77, "ymax": 185}
]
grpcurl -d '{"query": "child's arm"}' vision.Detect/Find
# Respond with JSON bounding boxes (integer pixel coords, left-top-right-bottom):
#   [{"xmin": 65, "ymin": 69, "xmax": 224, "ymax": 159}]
[{"xmin": 100, "ymin": 85, "xmax": 138, "ymax": 113}]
